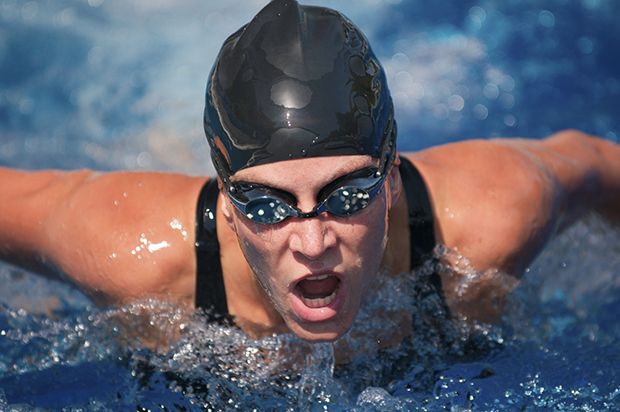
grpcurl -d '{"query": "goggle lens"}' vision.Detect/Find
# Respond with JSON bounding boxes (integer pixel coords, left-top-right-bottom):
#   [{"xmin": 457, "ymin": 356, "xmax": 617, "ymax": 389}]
[
  {"xmin": 227, "ymin": 167, "xmax": 387, "ymax": 224},
  {"xmin": 244, "ymin": 197, "xmax": 290, "ymax": 224},
  {"xmin": 325, "ymin": 187, "xmax": 371, "ymax": 216}
]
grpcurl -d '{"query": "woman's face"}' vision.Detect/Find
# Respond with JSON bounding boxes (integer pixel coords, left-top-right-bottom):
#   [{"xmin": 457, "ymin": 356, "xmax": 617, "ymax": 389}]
[{"xmin": 221, "ymin": 155, "xmax": 398, "ymax": 342}]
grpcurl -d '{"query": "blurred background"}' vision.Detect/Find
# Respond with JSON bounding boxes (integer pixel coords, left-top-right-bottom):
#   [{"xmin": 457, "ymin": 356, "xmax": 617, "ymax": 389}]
[
  {"xmin": 2, "ymin": 2, "xmax": 620, "ymax": 409},
  {"xmin": 1, "ymin": 0, "xmax": 618, "ymax": 175}
]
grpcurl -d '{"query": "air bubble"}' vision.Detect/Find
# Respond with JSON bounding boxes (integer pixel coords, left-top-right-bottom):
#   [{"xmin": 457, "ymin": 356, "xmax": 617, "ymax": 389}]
[
  {"xmin": 483, "ymin": 84, "xmax": 500, "ymax": 100},
  {"xmin": 504, "ymin": 114, "xmax": 517, "ymax": 127},
  {"xmin": 448, "ymin": 95, "xmax": 465, "ymax": 111},
  {"xmin": 577, "ymin": 37, "xmax": 594, "ymax": 54},
  {"xmin": 538, "ymin": 10, "xmax": 555, "ymax": 28},
  {"xmin": 473, "ymin": 104, "xmax": 489, "ymax": 120},
  {"xmin": 395, "ymin": 71, "xmax": 413, "ymax": 88},
  {"xmin": 21, "ymin": 2, "xmax": 38, "ymax": 20}
]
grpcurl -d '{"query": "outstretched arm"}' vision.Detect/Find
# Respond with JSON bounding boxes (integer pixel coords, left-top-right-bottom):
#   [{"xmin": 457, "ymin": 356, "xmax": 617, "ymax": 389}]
[
  {"xmin": 409, "ymin": 130, "xmax": 620, "ymax": 276},
  {"xmin": 0, "ymin": 167, "xmax": 207, "ymax": 307},
  {"xmin": 406, "ymin": 130, "xmax": 620, "ymax": 321},
  {"xmin": 0, "ymin": 167, "xmax": 84, "ymax": 277},
  {"xmin": 504, "ymin": 131, "xmax": 620, "ymax": 229}
]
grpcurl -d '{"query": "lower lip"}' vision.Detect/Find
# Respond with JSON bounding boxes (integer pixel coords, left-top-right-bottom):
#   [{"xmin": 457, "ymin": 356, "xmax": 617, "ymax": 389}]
[{"xmin": 290, "ymin": 279, "xmax": 345, "ymax": 322}]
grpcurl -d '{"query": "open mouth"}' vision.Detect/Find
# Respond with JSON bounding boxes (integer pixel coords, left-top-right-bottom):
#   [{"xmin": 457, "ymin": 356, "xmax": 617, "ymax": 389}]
[{"xmin": 296, "ymin": 274, "xmax": 340, "ymax": 308}]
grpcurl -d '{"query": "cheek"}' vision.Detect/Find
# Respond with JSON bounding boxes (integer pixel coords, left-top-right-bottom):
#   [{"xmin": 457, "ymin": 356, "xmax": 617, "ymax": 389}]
[
  {"xmin": 234, "ymin": 210, "xmax": 281, "ymax": 255},
  {"xmin": 235, "ymin": 230, "xmax": 280, "ymax": 304},
  {"xmin": 354, "ymin": 202, "xmax": 390, "ymax": 297},
  {"xmin": 328, "ymin": 196, "xmax": 390, "ymax": 302},
  {"xmin": 236, "ymin": 226, "xmax": 276, "ymax": 273},
  {"xmin": 233, "ymin": 213, "xmax": 287, "ymax": 291},
  {"xmin": 348, "ymin": 195, "xmax": 390, "ymax": 256}
]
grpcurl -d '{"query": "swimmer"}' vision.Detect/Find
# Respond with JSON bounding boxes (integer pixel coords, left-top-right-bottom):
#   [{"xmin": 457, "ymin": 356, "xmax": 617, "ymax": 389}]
[{"xmin": 1, "ymin": 0, "xmax": 619, "ymax": 342}]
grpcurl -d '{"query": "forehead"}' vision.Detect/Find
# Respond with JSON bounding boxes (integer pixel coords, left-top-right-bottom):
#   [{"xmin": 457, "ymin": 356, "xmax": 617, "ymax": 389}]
[{"xmin": 231, "ymin": 155, "xmax": 375, "ymax": 187}]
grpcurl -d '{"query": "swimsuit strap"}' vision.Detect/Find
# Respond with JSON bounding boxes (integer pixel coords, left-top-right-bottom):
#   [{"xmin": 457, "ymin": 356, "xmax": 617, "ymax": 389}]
[
  {"xmin": 398, "ymin": 157, "xmax": 436, "ymax": 270},
  {"xmin": 195, "ymin": 177, "xmax": 228, "ymax": 315},
  {"xmin": 401, "ymin": 159, "xmax": 450, "ymax": 321}
]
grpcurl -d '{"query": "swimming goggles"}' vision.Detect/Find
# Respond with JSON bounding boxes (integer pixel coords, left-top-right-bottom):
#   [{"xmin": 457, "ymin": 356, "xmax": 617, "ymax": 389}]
[{"xmin": 226, "ymin": 166, "xmax": 390, "ymax": 224}]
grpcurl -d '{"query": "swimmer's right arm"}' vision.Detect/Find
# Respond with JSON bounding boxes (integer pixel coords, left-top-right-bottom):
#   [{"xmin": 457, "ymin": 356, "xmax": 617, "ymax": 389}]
[
  {"xmin": 0, "ymin": 166, "xmax": 85, "ymax": 278},
  {"xmin": 0, "ymin": 167, "xmax": 208, "ymax": 307}
]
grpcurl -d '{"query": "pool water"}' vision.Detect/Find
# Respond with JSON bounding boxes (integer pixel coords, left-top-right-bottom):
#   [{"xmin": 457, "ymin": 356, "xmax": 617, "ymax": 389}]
[
  {"xmin": 2, "ymin": 218, "xmax": 620, "ymax": 411},
  {"xmin": 2, "ymin": 0, "xmax": 620, "ymax": 410}
]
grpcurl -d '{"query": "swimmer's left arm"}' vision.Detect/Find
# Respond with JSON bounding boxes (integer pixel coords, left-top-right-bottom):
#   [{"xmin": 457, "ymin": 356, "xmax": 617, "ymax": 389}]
[
  {"xmin": 541, "ymin": 130, "xmax": 620, "ymax": 227},
  {"xmin": 503, "ymin": 130, "xmax": 620, "ymax": 231},
  {"xmin": 404, "ymin": 130, "xmax": 620, "ymax": 323},
  {"xmin": 408, "ymin": 129, "xmax": 620, "ymax": 276}
]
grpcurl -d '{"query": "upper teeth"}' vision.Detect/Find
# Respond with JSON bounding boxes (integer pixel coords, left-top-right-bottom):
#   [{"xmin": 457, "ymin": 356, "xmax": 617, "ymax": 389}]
[{"xmin": 306, "ymin": 274, "xmax": 329, "ymax": 281}]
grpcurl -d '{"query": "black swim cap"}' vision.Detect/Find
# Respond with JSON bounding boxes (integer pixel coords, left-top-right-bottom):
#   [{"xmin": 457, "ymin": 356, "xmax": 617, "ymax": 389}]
[{"xmin": 204, "ymin": 0, "xmax": 396, "ymax": 186}]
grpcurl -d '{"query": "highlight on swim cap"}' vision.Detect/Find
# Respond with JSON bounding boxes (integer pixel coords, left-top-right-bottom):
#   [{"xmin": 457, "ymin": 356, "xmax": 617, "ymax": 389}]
[{"xmin": 204, "ymin": 0, "xmax": 396, "ymax": 187}]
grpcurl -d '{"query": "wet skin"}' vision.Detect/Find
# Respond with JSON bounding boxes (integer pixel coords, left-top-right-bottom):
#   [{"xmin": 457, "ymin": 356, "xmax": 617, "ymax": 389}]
[
  {"xmin": 220, "ymin": 155, "xmax": 401, "ymax": 342},
  {"xmin": 1, "ymin": 131, "xmax": 619, "ymax": 342}
]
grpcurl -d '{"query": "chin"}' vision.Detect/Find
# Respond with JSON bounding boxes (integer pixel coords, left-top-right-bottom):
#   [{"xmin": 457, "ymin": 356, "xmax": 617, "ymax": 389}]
[
  {"xmin": 285, "ymin": 317, "xmax": 354, "ymax": 343},
  {"xmin": 291, "ymin": 329, "xmax": 344, "ymax": 343}
]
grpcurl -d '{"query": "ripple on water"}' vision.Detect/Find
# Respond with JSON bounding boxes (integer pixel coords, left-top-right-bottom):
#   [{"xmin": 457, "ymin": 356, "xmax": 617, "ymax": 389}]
[{"xmin": 1, "ymin": 224, "xmax": 620, "ymax": 411}]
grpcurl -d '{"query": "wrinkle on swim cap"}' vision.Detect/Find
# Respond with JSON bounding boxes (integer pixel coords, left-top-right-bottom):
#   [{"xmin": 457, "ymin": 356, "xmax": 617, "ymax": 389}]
[{"xmin": 204, "ymin": 0, "xmax": 396, "ymax": 184}]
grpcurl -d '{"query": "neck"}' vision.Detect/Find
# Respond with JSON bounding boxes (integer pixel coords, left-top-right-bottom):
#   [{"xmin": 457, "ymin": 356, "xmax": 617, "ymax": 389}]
[{"xmin": 380, "ymin": 188, "xmax": 411, "ymax": 274}]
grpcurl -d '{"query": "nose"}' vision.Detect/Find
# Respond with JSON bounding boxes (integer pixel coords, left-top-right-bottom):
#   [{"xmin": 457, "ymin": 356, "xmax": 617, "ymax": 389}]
[{"xmin": 288, "ymin": 215, "xmax": 336, "ymax": 260}]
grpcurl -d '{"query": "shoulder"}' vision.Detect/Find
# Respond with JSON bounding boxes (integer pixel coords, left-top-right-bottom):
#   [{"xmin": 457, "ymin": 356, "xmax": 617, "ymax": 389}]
[
  {"xmin": 401, "ymin": 138, "xmax": 559, "ymax": 275},
  {"xmin": 43, "ymin": 171, "xmax": 210, "ymax": 307},
  {"xmin": 394, "ymin": 131, "xmax": 620, "ymax": 322}
]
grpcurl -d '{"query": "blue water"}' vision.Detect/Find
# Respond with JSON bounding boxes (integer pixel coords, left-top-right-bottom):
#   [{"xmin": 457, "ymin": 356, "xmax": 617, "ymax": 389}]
[{"xmin": 2, "ymin": 0, "xmax": 620, "ymax": 410}]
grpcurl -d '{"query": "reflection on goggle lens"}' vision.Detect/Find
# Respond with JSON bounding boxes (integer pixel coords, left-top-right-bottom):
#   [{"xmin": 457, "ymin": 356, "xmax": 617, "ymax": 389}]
[
  {"xmin": 227, "ymin": 166, "xmax": 387, "ymax": 224},
  {"xmin": 245, "ymin": 198, "xmax": 289, "ymax": 223}
]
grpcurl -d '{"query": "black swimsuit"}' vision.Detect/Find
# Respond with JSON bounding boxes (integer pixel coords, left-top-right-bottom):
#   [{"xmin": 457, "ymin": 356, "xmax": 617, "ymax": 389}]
[{"xmin": 194, "ymin": 157, "xmax": 437, "ymax": 313}]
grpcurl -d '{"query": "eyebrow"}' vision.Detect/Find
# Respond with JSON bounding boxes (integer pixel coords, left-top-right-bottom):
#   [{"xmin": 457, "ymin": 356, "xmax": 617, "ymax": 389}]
[
  {"xmin": 326, "ymin": 158, "xmax": 376, "ymax": 182},
  {"xmin": 232, "ymin": 157, "xmax": 375, "ymax": 187},
  {"xmin": 234, "ymin": 164, "xmax": 375, "ymax": 199}
]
